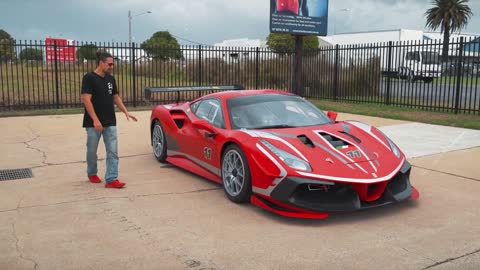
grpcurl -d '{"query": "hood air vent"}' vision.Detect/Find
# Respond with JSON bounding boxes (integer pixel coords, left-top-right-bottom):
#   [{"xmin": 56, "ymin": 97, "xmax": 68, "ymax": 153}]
[
  {"xmin": 340, "ymin": 131, "xmax": 361, "ymax": 143},
  {"xmin": 297, "ymin": 135, "xmax": 314, "ymax": 148},
  {"xmin": 319, "ymin": 133, "xmax": 350, "ymax": 149}
]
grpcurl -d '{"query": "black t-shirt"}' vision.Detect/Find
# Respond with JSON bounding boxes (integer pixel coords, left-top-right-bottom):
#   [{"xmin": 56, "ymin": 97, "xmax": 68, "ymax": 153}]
[{"xmin": 81, "ymin": 72, "xmax": 118, "ymax": 128}]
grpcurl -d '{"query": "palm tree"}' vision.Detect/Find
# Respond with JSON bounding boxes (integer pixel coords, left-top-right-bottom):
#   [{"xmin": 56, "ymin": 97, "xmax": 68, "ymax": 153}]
[{"xmin": 425, "ymin": 0, "xmax": 473, "ymax": 61}]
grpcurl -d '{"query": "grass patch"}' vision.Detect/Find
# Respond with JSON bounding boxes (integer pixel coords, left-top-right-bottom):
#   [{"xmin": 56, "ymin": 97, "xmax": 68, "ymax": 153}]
[
  {"xmin": 311, "ymin": 99, "xmax": 480, "ymax": 130},
  {"xmin": 2, "ymin": 94, "xmax": 479, "ymax": 131},
  {"xmin": 388, "ymin": 75, "xmax": 479, "ymax": 85},
  {"xmin": 433, "ymin": 76, "xmax": 480, "ymax": 85}
]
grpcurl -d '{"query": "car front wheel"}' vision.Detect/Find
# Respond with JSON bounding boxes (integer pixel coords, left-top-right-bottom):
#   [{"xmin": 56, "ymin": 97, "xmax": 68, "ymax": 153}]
[{"xmin": 221, "ymin": 144, "xmax": 252, "ymax": 203}]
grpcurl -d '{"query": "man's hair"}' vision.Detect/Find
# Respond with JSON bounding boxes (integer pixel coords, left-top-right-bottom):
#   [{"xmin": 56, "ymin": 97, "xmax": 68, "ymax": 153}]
[{"xmin": 96, "ymin": 51, "xmax": 113, "ymax": 66}]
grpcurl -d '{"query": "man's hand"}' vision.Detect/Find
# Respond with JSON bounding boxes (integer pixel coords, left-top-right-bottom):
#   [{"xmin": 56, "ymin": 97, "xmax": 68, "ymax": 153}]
[
  {"xmin": 125, "ymin": 113, "xmax": 138, "ymax": 122},
  {"xmin": 114, "ymin": 95, "xmax": 138, "ymax": 122},
  {"xmin": 93, "ymin": 120, "xmax": 103, "ymax": 133}
]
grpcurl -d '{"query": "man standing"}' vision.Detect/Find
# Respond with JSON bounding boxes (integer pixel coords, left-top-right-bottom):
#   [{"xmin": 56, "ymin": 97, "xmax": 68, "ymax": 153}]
[{"xmin": 81, "ymin": 52, "xmax": 137, "ymax": 188}]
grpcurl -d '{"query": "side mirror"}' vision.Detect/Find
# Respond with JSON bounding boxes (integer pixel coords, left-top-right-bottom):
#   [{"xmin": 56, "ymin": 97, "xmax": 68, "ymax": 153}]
[
  {"xmin": 327, "ymin": 111, "xmax": 338, "ymax": 122},
  {"xmin": 192, "ymin": 119, "xmax": 217, "ymax": 138}
]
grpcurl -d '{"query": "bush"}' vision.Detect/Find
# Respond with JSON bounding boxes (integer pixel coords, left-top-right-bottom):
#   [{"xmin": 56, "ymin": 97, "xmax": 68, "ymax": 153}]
[
  {"xmin": 303, "ymin": 53, "xmax": 381, "ymax": 98},
  {"xmin": 20, "ymin": 48, "xmax": 43, "ymax": 61}
]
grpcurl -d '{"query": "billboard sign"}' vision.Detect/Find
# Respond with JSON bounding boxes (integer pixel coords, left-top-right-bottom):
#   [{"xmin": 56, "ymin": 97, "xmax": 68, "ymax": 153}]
[
  {"xmin": 45, "ymin": 38, "xmax": 76, "ymax": 62},
  {"xmin": 270, "ymin": 0, "xmax": 329, "ymax": 36}
]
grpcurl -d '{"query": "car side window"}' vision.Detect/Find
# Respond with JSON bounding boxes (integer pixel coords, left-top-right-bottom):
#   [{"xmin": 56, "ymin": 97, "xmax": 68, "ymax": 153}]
[
  {"xmin": 190, "ymin": 100, "xmax": 201, "ymax": 113},
  {"xmin": 406, "ymin": 52, "xmax": 420, "ymax": 62},
  {"xmin": 193, "ymin": 99, "xmax": 225, "ymax": 129}
]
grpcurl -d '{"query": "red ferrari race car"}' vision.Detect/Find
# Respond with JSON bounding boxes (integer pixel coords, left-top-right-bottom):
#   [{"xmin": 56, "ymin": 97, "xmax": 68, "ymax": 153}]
[{"xmin": 146, "ymin": 86, "xmax": 419, "ymax": 219}]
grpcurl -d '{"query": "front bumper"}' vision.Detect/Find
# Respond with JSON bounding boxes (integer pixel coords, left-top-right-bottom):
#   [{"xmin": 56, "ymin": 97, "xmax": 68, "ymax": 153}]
[{"xmin": 267, "ymin": 161, "xmax": 415, "ymax": 213}]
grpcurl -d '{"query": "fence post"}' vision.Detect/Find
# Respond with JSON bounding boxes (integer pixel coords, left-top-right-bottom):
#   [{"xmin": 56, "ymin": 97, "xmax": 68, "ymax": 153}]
[
  {"xmin": 293, "ymin": 36, "xmax": 304, "ymax": 96},
  {"xmin": 131, "ymin": 42, "xmax": 136, "ymax": 107},
  {"xmin": 386, "ymin": 41, "xmax": 393, "ymax": 105},
  {"xmin": 54, "ymin": 40, "xmax": 60, "ymax": 109},
  {"xmin": 198, "ymin": 45, "xmax": 202, "ymax": 87},
  {"xmin": 333, "ymin": 44, "xmax": 339, "ymax": 101},
  {"xmin": 255, "ymin": 47, "xmax": 260, "ymax": 89},
  {"xmin": 454, "ymin": 37, "xmax": 464, "ymax": 114}
]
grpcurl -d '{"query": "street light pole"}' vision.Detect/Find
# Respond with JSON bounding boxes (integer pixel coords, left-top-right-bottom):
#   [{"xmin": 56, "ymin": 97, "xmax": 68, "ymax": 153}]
[
  {"xmin": 128, "ymin": 10, "xmax": 152, "ymax": 46},
  {"xmin": 128, "ymin": 10, "xmax": 132, "ymax": 46}
]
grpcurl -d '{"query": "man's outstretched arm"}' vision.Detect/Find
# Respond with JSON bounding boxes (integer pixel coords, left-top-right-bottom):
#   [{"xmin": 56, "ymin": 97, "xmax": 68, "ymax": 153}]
[{"xmin": 114, "ymin": 95, "xmax": 138, "ymax": 122}]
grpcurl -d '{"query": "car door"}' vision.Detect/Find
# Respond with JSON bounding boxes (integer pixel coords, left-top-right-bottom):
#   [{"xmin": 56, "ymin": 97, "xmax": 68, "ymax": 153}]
[{"xmin": 188, "ymin": 98, "xmax": 226, "ymax": 177}]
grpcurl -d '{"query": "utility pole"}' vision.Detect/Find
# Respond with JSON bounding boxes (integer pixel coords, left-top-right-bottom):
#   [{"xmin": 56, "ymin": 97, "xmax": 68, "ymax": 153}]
[{"xmin": 128, "ymin": 10, "xmax": 152, "ymax": 46}]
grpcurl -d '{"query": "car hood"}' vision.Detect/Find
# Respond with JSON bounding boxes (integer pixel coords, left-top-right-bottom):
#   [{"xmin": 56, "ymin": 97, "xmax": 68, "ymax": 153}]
[{"xmin": 240, "ymin": 121, "xmax": 405, "ymax": 183}]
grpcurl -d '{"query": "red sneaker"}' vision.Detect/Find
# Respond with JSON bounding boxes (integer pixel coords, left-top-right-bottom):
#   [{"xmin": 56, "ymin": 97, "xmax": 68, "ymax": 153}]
[
  {"xmin": 105, "ymin": 180, "xmax": 125, "ymax": 189},
  {"xmin": 88, "ymin": 175, "xmax": 102, "ymax": 183}
]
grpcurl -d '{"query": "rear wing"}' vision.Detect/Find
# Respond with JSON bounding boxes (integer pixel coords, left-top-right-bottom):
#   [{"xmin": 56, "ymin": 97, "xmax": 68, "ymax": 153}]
[{"xmin": 144, "ymin": 85, "xmax": 245, "ymax": 103}]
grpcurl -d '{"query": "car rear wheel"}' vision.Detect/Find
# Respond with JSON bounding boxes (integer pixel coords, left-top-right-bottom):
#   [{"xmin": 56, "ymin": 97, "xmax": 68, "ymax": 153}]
[
  {"xmin": 152, "ymin": 120, "xmax": 167, "ymax": 163},
  {"xmin": 423, "ymin": 77, "xmax": 434, "ymax": 83},
  {"xmin": 221, "ymin": 144, "xmax": 251, "ymax": 203}
]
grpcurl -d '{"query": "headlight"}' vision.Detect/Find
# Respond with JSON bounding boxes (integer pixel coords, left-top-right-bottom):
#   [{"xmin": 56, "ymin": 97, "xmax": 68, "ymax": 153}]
[
  {"xmin": 260, "ymin": 140, "xmax": 312, "ymax": 172},
  {"xmin": 385, "ymin": 136, "xmax": 401, "ymax": 158},
  {"xmin": 376, "ymin": 128, "xmax": 401, "ymax": 158}
]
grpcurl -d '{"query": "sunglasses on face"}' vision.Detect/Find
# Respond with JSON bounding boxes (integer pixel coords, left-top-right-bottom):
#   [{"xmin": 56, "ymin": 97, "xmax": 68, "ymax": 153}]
[{"xmin": 106, "ymin": 63, "xmax": 114, "ymax": 66}]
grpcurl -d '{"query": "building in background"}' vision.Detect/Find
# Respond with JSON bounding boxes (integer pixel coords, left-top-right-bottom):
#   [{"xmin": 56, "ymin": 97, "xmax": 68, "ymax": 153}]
[
  {"xmin": 318, "ymin": 29, "xmax": 479, "ymax": 46},
  {"xmin": 318, "ymin": 29, "xmax": 479, "ymax": 58},
  {"xmin": 213, "ymin": 38, "xmax": 271, "ymax": 63}
]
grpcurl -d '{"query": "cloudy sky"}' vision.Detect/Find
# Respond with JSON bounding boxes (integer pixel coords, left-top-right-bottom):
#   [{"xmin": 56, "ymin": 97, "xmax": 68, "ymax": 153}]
[{"xmin": 1, "ymin": 0, "xmax": 478, "ymax": 45}]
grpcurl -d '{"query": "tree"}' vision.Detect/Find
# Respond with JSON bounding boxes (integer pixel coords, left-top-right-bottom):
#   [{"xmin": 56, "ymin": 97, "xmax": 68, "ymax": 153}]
[
  {"xmin": 266, "ymin": 33, "xmax": 319, "ymax": 56},
  {"xmin": 0, "ymin": 29, "xmax": 13, "ymax": 40},
  {"xmin": 20, "ymin": 48, "xmax": 43, "ymax": 61},
  {"xmin": 0, "ymin": 29, "xmax": 15, "ymax": 62},
  {"xmin": 141, "ymin": 31, "xmax": 183, "ymax": 60},
  {"xmin": 425, "ymin": 0, "xmax": 473, "ymax": 60},
  {"xmin": 76, "ymin": 44, "xmax": 98, "ymax": 61}
]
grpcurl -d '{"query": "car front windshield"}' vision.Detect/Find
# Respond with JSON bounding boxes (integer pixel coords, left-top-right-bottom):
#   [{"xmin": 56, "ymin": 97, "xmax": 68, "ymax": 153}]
[{"xmin": 227, "ymin": 94, "xmax": 333, "ymax": 129}]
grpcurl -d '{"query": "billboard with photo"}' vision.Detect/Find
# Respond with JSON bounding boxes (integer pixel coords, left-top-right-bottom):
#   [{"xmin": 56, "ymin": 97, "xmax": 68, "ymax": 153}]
[{"xmin": 270, "ymin": 0, "xmax": 329, "ymax": 36}]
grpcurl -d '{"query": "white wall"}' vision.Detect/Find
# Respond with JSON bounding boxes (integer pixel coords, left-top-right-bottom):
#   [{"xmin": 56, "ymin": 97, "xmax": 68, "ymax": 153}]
[
  {"xmin": 213, "ymin": 38, "xmax": 265, "ymax": 48},
  {"xmin": 321, "ymin": 29, "xmax": 424, "ymax": 46}
]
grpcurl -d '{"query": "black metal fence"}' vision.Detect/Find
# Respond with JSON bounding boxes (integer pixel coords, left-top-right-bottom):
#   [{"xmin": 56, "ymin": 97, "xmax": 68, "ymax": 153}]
[{"xmin": 0, "ymin": 37, "xmax": 479, "ymax": 114}]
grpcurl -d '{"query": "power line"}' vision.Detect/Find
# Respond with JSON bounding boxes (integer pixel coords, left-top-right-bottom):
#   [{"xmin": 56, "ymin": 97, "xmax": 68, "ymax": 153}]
[{"xmin": 171, "ymin": 34, "xmax": 212, "ymax": 46}]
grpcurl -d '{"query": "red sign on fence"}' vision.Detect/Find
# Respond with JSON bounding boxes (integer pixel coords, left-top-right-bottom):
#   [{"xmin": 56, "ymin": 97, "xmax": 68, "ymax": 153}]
[{"xmin": 45, "ymin": 38, "xmax": 76, "ymax": 62}]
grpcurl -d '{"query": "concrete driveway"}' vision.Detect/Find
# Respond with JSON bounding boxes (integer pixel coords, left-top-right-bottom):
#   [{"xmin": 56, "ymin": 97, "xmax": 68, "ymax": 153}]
[{"xmin": 0, "ymin": 111, "xmax": 479, "ymax": 270}]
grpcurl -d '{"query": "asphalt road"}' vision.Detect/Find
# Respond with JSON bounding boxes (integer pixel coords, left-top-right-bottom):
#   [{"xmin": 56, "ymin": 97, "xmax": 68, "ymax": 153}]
[{"xmin": 379, "ymin": 78, "xmax": 480, "ymax": 110}]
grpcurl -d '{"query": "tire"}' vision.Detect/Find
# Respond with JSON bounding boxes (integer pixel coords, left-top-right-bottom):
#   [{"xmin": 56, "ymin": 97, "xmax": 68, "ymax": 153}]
[
  {"xmin": 398, "ymin": 67, "xmax": 408, "ymax": 80},
  {"xmin": 408, "ymin": 70, "xmax": 416, "ymax": 83},
  {"xmin": 152, "ymin": 120, "xmax": 167, "ymax": 163},
  {"xmin": 221, "ymin": 144, "xmax": 252, "ymax": 203},
  {"xmin": 423, "ymin": 77, "xmax": 434, "ymax": 84}
]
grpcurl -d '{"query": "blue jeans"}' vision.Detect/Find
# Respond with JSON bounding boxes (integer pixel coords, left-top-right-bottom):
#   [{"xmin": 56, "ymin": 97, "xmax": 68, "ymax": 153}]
[{"xmin": 86, "ymin": 126, "xmax": 118, "ymax": 183}]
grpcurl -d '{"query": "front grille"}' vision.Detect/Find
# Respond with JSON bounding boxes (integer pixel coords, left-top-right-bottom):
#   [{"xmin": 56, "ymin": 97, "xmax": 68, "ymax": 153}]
[
  {"xmin": 387, "ymin": 169, "xmax": 409, "ymax": 194},
  {"xmin": 290, "ymin": 183, "xmax": 360, "ymax": 212}
]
